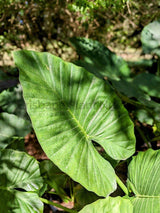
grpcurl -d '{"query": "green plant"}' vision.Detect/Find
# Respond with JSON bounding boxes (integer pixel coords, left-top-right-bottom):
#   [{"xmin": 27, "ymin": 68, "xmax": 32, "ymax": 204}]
[
  {"xmin": 0, "ymin": 149, "xmax": 44, "ymax": 212},
  {"xmin": 1, "ymin": 19, "xmax": 160, "ymax": 212},
  {"xmin": 11, "ymin": 41, "xmax": 160, "ymax": 212},
  {"xmin": 13, "ymin": 50, "xmax": 136, "ymax": 197}
]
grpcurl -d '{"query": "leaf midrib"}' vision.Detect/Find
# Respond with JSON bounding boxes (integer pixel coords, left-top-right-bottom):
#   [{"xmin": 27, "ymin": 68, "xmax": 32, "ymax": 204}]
[
  {"xmin": 135, "ymin": 195, "xmax": 160, "ymax": 198},
  {"xmin": 52, "ymin": 88, "xmax": 90, "ymax": 141},
  {"xmin": 67, "ymin": 107, "xmax": 89, "ymax": 140},
  {"xmin": 129, "ymin": 181, "xmax": 160, "ymax": 199},
  {"xmin": 22, "ymin": 71, "xmax": 90, "ymax": 142},
  {"xmin": 33, "ymin": 66, "xmax": 90, "ymax": 142}
]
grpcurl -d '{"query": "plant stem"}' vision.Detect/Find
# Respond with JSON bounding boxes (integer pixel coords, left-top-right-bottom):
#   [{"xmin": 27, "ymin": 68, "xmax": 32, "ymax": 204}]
[
  {"xmin": 115, "ymin": 91, "xmax": 142, "ymax": 107},
  {"xmin": 116, "ymin": 175, "xmax": 128, "ymax": 195},
  {"xmin": 151, "ymin": 136, "xmax": 160, "ymax": 142},
  {"xmin": 40, "ymin": 198, "xmax": 77, "ymax": 213},
  {"xmin": 47, "ymin": 191, "xmax": 57, "ymax": 195}
]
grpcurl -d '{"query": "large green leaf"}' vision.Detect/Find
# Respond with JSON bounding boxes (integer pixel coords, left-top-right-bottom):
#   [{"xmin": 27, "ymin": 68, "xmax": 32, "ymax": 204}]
[
  {"xmin": 70, "ymin": 37, "xmax": 131, "ymax": 80},
  {"xmin": 79, "ymin": 197, "xmax": 133, "ymax": 213},
  {"xmin": 127, "ymin": 149, "xmax": 160, "ymax": 213},
  {"xmin": 141, "ymin": 20, "xmax": 160, "ymax": 56},
  {"xmin": 13, "ymin": 50, "xmax": 135, "ymax": 196},
  {"xmin": 0, "ymin": 112, "xmax": 31, "ymax": 150},
  {"xmin": 0, "ymin": 149, "xmax": 44, "ymax": 212}
]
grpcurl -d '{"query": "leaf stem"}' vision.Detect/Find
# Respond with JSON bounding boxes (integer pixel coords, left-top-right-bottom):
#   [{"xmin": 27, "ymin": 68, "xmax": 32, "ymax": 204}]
[
  {"xmin": 116, "ymin": 175, "xmax": 128, "ymax": 195},
  {"xmin": 151, "ymin": 136, "xmax": 160, "ymax": 142},
  {"xmin": 40, "ymin": 198, "xmax": 77, "ymax": 213},
  {"xmin": 115, "ymin": 90, "xmax": 145, "ymax": 108}
]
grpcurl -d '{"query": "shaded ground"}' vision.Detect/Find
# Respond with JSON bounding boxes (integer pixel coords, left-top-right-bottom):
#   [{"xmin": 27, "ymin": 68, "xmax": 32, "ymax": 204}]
[{"xmin": 25, "ymin": 133, "xmax": 48, "ymax": 160}]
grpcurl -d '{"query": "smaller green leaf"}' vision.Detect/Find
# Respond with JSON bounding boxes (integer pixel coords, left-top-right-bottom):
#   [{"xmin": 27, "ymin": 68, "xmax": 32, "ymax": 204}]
[
  {"xmin": 70, "ymin": 37, "xmax": 131, "ymax": 80},
  {"xmin": 0, "ymin": 149, "xmax": 43, "ymax": 191},
  {"xmin": 0, "ymin": 149, "xmax": 44, "ymax": 212},
  {"xmin": 79, "ymin": 197, "xmax": 133, "ymax": 213},
  {"xmin": 0, "ymin": 112, "xmax": 31, "ymax": 150},
  {"xmin": 0, "ymin": 190, "xmax": 43, "ymax": 213},
  {"xmin": 141, "ymin": 20, "xmax": 160, "ymax": 56},
  {"xmin": 0, "ymin": 84, "xmax": 29, "ymax": 119},
  {"xmin": 70, "ymin": 37, "xmax": 160, "ymax": 113},
  {"xmin": 127, "ymin": 149, "xmax": 160, "ymax": 213},
  {"xmin": 135, "ymin": 109, "xmax": 153, "ymax": 125}
]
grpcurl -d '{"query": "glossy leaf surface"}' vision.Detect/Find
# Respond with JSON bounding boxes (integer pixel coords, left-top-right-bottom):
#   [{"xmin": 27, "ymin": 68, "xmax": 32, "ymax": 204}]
[{"xmin": 14, "ymin": 50, "xmax": 135, "ymax": 196}]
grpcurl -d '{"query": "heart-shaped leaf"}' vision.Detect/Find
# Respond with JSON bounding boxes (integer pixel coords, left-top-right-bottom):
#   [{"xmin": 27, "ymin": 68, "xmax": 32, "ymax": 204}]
[
  {"xmin": 0, "ymin": 149, "xmax": 44, "ymax": 212},
  {"xmin": 127, "ymin": 149, "xmax": 160, "ymax": 213},
  {"xmin": 79, "ymin": 197, "xmax": 133, "ymax": 213},
  {"xmin": 13, "ymin": 50, "xmax": 135, "ymax": 196}
]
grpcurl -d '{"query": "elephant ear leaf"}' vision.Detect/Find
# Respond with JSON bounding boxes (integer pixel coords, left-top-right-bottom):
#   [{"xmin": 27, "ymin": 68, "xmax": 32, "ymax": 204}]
[
  {"xmin": 79, "ymin": 197, "xmax": 133, "ymax": 213},
  {"xmin": 13, "ymin": 50, "xmax": 135, "ymax": 197},
  {"xmin": 127, "ymin": 149, "xmax": 160, "ymax": 213}
]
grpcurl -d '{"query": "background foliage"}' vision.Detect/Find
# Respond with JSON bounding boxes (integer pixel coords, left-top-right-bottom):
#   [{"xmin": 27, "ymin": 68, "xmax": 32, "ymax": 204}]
[{"xmin": 0, "ymin": 0, "xmax": 160, "ymax": 65}]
